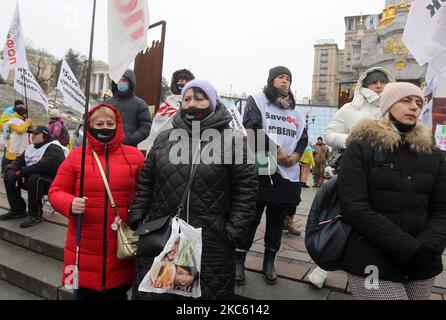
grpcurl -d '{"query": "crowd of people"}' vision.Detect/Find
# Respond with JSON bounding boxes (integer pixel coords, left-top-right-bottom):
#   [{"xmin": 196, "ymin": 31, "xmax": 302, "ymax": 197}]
[{"xmin": 0, "ymin": 64, "xmax": 444, "ymax": 301}]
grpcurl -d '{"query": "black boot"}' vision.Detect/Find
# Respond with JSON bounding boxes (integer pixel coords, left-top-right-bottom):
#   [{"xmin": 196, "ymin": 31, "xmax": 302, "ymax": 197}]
[
  {"xmin": 235, "ymin": 251, "xmax": 247, "ymax": 286},
  {"xmin": 263, "ymin": 250, "xmax": 277, "ymax": 285}
]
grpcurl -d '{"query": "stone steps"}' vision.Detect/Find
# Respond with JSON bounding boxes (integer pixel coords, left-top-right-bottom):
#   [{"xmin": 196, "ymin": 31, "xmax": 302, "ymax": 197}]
[
  {"xmin": 0, "ymin": 206, "xmax": 343, "ymax": 300},
  {"xmin": 0, "ymin": 210, "xmax": 65, "ymax": 261},
  {"xmin": 0, "ymin": 238, "xmax": 71, "ymax": 300},
  {"xmin": 0, "ymin": 279, "xmax": 44, "ymax": 300}
]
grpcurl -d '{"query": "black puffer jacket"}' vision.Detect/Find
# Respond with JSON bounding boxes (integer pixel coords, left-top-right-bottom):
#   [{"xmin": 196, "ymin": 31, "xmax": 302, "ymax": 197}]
[
  {"xmin": 338, "ymin": 119, "xmax": 446, "ymax": 282},
  {"xmin": 130, "ymin": 103, "xmax": 258, "ymax": 300},
  {"xmin": 106, "ymin": 70, "xmax": 152, "ymax": 146}
]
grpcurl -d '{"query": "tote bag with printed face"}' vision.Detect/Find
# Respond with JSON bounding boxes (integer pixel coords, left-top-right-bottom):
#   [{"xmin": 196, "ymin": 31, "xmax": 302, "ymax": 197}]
[{"xmin": 138, "ymin": 218, "xmax": 203, "ymax": 298}]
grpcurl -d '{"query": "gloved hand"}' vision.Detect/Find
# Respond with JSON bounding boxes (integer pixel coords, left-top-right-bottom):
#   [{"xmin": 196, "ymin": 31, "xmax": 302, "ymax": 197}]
[
  {"xmin": 130, "ymin": 220, "xmax": 141, "ymax": 231},
  {"xmin": 284, "ymin": 152, "xmax": 300, "ymax": 167},
  {"xmin": 405, "ymin": 245, "xmax": 436, "ymax": 275}
]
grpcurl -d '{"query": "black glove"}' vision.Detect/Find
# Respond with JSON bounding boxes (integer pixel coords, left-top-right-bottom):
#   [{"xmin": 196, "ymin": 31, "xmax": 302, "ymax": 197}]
[
  {"xmin": 130, "ymin": 219, "xmax": 141, "ymax": 231},
  {"xmin": 405, "ymin": 245, "xmax": 436, "ymax": 274}
]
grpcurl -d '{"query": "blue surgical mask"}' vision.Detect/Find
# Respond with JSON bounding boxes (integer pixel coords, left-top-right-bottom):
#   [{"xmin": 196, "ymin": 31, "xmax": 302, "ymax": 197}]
[{"xmin": 117, "ymin": 83, "xmax": 129, "ymax": 92}]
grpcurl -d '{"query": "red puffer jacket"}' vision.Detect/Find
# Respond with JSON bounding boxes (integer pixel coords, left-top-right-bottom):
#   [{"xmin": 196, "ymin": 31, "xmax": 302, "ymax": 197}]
[{"xmin": 49, "ymin": 104, "xmax": 145, "ymax": 292}]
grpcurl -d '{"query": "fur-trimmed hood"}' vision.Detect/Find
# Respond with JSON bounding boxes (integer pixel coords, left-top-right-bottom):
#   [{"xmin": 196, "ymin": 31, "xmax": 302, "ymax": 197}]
[{"xmin": 347, "ymin": 119, "xmax": 436, "ymax": 155}]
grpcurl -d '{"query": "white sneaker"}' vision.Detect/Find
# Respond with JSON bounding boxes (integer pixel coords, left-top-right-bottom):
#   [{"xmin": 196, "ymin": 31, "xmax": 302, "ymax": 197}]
[{"xmin": 308, "ymin": 267, "xmax": 328, "ymax": 289}]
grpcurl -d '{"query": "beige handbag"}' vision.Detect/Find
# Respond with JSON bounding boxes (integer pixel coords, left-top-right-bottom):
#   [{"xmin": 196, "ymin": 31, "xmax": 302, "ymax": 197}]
[{"xmin": 92, "ymin": 150, "xmax": 138, "ymax": 260}]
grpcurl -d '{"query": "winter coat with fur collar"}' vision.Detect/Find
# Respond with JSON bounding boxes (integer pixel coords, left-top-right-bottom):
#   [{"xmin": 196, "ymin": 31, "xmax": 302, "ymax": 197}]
[{"xmin": 338, "ymin": 119, "xmax": 446, "ymax": 282}]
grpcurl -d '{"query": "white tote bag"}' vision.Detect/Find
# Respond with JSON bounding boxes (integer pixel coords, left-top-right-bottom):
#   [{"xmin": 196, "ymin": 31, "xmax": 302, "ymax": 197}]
[{"xmin": 138, "ymin": 218, "xmax": 203, "ymax": 298}]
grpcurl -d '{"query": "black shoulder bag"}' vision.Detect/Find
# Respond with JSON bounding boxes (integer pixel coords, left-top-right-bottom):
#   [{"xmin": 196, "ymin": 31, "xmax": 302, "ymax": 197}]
[
  {"xmin": 305, "ymin": 148, "xmax": 385, "ymax": 271},
  {"xmin": 134, "ymin": 146, "xmax": 202, "ymax": 258}
]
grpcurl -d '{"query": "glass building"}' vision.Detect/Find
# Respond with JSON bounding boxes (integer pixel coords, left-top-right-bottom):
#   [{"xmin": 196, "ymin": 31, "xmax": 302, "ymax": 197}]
[
  {"xmin": 220, "ymin": 96, "xmax": 338, "ymax": 146},
  {"xmin": 297, "ymin": 105, "xmax": 338, "ymax": 145}
]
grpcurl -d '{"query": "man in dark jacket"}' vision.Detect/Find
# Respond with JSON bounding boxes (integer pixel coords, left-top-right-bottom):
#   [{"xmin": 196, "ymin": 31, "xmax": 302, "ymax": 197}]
[
  {"xmin": 106, "ymin": 70, "xmax": 152, "ymax": 147},
  {"xmin": 0, "ymin": 126, "xmax": 67, "ymax": 228}
]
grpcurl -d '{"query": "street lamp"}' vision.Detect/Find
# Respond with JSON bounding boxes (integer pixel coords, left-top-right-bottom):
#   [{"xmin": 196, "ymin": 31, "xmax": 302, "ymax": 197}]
[{"xmin": 305, "ymin": 112, "xmax": 316, "ymax": 130}]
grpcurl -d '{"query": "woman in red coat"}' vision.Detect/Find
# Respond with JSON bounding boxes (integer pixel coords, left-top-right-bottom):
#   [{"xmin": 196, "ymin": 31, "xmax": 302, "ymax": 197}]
[{"xmin": 49, "ymin": 104, "xmax": 145, "ymax": 300}]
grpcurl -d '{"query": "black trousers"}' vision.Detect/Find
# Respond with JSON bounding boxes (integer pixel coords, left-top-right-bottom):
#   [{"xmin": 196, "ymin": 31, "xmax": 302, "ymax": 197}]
[
  {"xmin": 238, "ymin": 201, "xmax": 289, "ymax": 252},
  {"xmin": 286, "ymin": 206, "xmax": 297, "ymax": 217},
  {"xmin": 4, "ymin": 172, "xmax": 52, "ymax": 217},
  {"xmin": 1, "ymin": 147, "xmax": 10, "ymax": 174},
  {"xmin": 78, "ymin": 285, "xmax": 130, "ymax": 301}
]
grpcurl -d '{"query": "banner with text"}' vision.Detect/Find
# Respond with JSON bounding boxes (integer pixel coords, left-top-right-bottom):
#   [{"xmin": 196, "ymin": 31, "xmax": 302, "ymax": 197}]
[
  {"xmin": 435, "ymin": 125, "xmax": 446, "ymax": 151},
  {"xmin": 0, "ymin": 3, "xmax": 29, "ymax": 80},
  {"xmin": 403, "ymin": 0, "xmax": 446, "ymax": 77},
  {"xmin": 226, "ymin": 104, "xmax": 247, "ymax": 136},
  {"xmin": 108, "ymin": 0, "xmax": 149, "ymax": 82},
  {"xmin": 57, "ymin": 59, "xmax": 87, "ymax": 114},
  {"xmin": 14, "ymin": 67, "xmax": 48, "ymax": 111}
]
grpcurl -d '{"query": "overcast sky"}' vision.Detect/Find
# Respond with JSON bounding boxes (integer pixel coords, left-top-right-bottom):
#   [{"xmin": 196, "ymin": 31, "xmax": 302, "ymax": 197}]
[{"xmin": 0, "ymin": 0, "xmax": 385, "ymax": 101}]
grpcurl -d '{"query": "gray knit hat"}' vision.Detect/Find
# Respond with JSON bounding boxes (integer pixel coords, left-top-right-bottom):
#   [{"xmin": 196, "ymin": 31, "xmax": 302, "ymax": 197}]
[
  {"xmin": 267, "ymin": 66, "xmax": 292, "ymax": 86},
  {"xmin": 363, "ymin": 70, "xmax": 388, "ymax": 88}
]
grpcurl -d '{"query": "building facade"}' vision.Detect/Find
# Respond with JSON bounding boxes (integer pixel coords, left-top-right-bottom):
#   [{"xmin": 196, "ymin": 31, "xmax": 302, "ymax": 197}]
[
  {"xmin": 312, "ymin": 0, "xmax": 426, "ymax": 107},
  {"xmin": 90, "ymin": 60, "xmax": 111, "ymax": 97}
]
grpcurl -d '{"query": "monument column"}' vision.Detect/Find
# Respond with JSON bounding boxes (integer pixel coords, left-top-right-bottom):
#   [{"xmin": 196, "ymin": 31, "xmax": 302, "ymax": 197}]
[
  {"xmin": 102, "ymin": 73, "xmax": 108, "ymax": 93},
  {"xmin": 95, "ymin": 74, "xmax": 100, "ymax": 94}
]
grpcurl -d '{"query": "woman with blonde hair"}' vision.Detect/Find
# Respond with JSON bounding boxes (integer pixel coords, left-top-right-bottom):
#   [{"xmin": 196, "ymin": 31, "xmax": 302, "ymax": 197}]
[{"xmin": 49, "ymin": 104, "xmax": 145, "ymax": 300}]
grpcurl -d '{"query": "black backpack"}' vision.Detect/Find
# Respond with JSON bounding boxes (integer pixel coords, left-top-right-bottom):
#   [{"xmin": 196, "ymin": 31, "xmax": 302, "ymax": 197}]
[{"xmin": 305, "ymin": 148, "xmax": 385, "ymax": 271}]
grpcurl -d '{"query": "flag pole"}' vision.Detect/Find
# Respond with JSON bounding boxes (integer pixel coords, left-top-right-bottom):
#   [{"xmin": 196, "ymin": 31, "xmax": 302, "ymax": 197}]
[
  {"xmin": 74, "ymin": 0, "xmax": 97, "ymax": 300},
  {"xmin": 53, "ymin": 90, "xmax": 58, "ymax": 110}
]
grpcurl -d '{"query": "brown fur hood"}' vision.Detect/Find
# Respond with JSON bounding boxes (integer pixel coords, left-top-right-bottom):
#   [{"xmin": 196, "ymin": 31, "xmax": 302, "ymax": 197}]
[{"xmin": 347, "ymin": 119, "xmax": 436, "ymax": 155}]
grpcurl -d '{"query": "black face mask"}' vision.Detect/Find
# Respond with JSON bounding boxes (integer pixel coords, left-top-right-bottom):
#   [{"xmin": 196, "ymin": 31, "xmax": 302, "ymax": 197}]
[
  {"xmin": 90, "ymin": 128, "xmax": 116, "ymax": 143},
  {"xmin": 389, "ymin": 112, "xmax": 416, "ymax": 133},
  {"xmin": 15, "ymin": 109, "xmax": 27, "ymax": 117},
  {"xmin": 181, "ymin": 107, "xmax": 212, "ymax": 121}
]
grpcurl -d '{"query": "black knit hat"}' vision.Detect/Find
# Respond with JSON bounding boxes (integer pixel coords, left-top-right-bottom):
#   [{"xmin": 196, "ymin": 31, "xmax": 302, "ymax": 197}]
[
  {"xmin": 362, "ymin": 70, "xmax": 388, "ymax": 88},
  {"xmin": 170, "ymin": 69, "xmax": 195, "ymax": 95},
  {"xmin": 267, "ymin": 66, "xmax": 292, "ymax": 86},
  {"xmin": 14, "ymin": 100, "xmax": 24, "ymax": 107}
]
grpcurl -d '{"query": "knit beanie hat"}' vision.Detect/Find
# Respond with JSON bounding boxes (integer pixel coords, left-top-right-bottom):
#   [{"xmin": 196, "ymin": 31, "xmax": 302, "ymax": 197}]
[
  {"xmin": 49, "ymin": 108, "xmax": 61, "ymax": 118},
  {"xmin": 380, "ymin": 82, "xmax": 424, "ymax": 117},
  {"xmin": 363, "ymin": 70, "xmax": 388, "ymax": 88},
  {"xmin": 170, "ymin": 69, "xmax": 195, "ymax": 95},
  {"xmin": 14, "ymin": 100, "xmax": 24, "ymax": 107},
  {"xmin": 267, "ymin": 66, "xmax": 292, "ymax": 86},
  {"xmin": 182, "ymin": 79, "xmax": 218, "ymax": 111}
]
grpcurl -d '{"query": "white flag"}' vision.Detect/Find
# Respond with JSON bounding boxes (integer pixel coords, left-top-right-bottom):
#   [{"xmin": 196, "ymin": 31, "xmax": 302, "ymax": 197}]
[
  {"xmin": 226, "ymin": 104, "xmax": 247, "ymax": 136},
  {"xmin": 140, "ymin": 96, "xmax": 180, "ymax": 152},
  {"xmin": 108, "ymin": 0, "xmax": 149, "ymax": 83},
  {"xmin": 0, "ymin": 3, "xmax": 29, "ymax": 80},
  {"xmin": 402, "ymin": 0, "xmax": 446, "ymax": 75},
  {"xmin": 57, "ymin": 59, "xmax": 87, "ymax": 114},
  {"xmin": 419, "ymin": 65, "xmax": 440, "ymax": 129},
  {"xmin": 420, "ymin": 99, "xmax": 434, "ymax": 129},
  {"xmin": 14, "ymin": 67, "xmax": 48, "ymax": 111}
]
